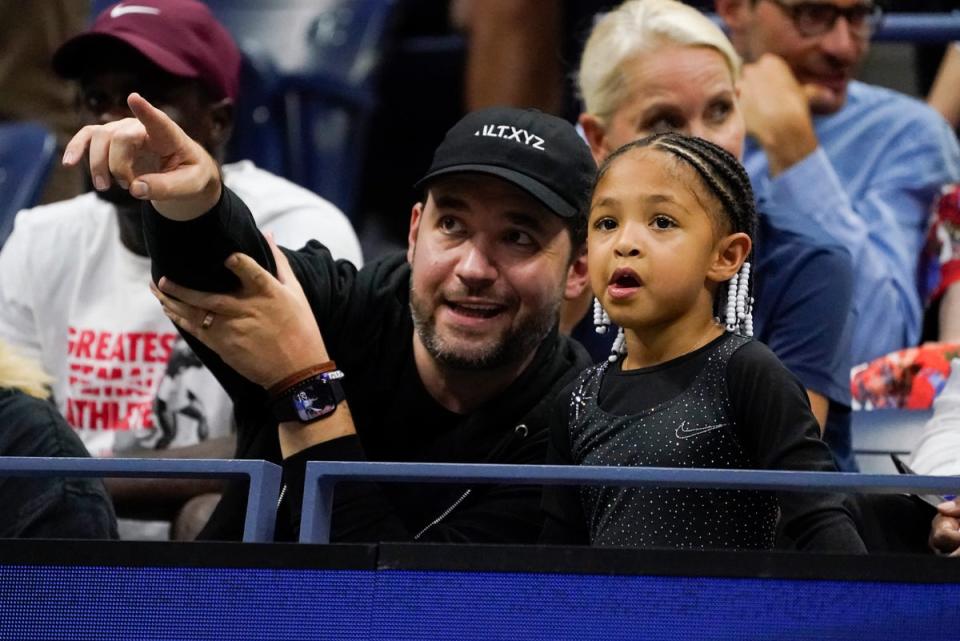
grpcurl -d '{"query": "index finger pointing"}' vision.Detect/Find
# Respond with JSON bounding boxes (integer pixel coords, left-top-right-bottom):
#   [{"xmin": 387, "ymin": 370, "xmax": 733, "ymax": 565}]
[{"xmin": 126, "ymin": 92, "xmax": 187, "ymax": 155}]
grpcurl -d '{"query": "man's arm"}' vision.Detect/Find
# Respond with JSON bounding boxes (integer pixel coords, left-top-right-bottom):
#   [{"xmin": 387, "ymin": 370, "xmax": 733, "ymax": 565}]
[
  {"xmin": 740, "ymin": 56, "xmax": 959, "ymax": 361},
  {"xmin": 64, "ymin": 94, "xmax": 288, "ymax": 395},
  {"xmin": 62, "ymin": 93, "xmax": 372, "ymax": 538},
  {"xmin": 939, "ymin": 283, "xmax": 960, "ymax": 343},
  {"xmin": 455, "ymin": 0, "xmax": 564, "ymax": 115},
  {"xmin": 737, "ymin": 55, "xmax": 820, "ymax": 177},
  {"xmin": 928, "ymin": 43, "xmax": 960, "ymax": 129},
  {"xmin": 762, "ymin": 146, "xmax": 926, "ymax": 362}
]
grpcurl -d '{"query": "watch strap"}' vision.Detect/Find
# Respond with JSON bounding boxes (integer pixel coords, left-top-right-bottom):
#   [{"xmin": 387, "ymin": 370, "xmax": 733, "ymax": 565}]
[
  {"xmin": 267, "ymin": 360, "xmax": 337, "ymax": 401},
  {"xmin": 269, "ymin": 370, "xmax": 346, "ymax": 424}
]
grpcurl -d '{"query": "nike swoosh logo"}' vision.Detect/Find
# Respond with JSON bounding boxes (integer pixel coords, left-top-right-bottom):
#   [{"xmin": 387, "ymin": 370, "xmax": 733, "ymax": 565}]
[
  {"xmin": 675, "ymin": 421, "xmax": 728, "ymax": 440},
  {"xmin": 110, "ymin": 4, "xmax": 161, "ymax": 18}
]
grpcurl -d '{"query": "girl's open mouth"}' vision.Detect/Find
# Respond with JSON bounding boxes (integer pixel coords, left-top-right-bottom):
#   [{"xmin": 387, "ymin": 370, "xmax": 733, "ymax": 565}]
[{"xmin": 607, "ymin": 268, "xmax": 642, "ymax": 299}]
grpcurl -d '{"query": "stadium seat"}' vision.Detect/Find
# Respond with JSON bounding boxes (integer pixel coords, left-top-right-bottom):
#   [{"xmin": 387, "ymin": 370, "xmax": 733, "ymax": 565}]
[
  {"xmin": 851, "ymin": 409, "xmax": 931, "ymax": 473},
  {"xmin": 227, "ymin": 46, "xmax": 287, "ymax": 179},
  {"xmin": 0, "ymin": 122, "xmax": 56, "ymax": 247},
  {"xmin": 205, "ymin": 0, "xmax": 398, "ymax": 219}
]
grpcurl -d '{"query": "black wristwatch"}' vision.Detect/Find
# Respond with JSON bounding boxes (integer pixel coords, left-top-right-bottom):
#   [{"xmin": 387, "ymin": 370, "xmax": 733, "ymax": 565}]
[{"xmin": 269, "ymin": 370, "xmax": 346, "ymax": 423}]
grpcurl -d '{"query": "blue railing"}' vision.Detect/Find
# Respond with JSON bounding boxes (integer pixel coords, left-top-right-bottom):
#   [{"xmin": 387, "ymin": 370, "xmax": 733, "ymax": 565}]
[
  {"xmin": 7, "ymin": 458, "xmax": 957, "ymax": 544},
  {"xmin": 299, "ymin": 461, "xmax": 960, "ymax": 543},
  {"xmin": 400, "ymin": 14, "xmax": 960, "ymax": 60},
  {"xmin": 0, "ymin": 458, "xmax": 282, "ymax": 542},
  {"xmin": 873, "ymin": 13, "xmax": 960, "ymax": 43}
]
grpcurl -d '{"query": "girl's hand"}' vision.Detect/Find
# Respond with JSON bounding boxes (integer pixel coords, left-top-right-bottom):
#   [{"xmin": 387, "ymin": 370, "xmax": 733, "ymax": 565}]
[
  {"xmin": 151, "ymin": 234, "xmax": 329, "ymax": 388},
  {"xmin": 62, "ymin": 92, "xmax": 221, "ymax": 221}
]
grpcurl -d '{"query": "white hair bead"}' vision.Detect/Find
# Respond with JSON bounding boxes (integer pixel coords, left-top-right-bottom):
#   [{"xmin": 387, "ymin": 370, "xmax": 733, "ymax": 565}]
[
  {"xmin": 608, "ymin": 327, "xmax": 626, "ymax": 363},
  {"xmin": 726, "ymin": 262, "xmax": 754, "ymax": 336},
  {"xmin": 593, "ymin": 297, "xmax": 610, "ymax": 335}
]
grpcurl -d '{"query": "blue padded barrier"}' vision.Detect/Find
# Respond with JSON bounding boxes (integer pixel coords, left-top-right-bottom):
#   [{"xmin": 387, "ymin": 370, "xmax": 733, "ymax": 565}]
[
  {"xmin": 1, "ymin": 560, "xmax": 956, "ymax": 640},
  {"xmin": 0, "ymin": 457, "xmax": 281, "ymax": 542},
  {"xmin": 300, "ymin": 461, "xmax": 960, "ymax": 543}
]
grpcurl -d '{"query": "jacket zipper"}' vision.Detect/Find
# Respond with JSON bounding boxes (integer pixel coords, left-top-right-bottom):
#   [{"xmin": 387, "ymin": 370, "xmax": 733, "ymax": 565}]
[{"xmin": 413, "ymin": 488, "xmax": 472, "ymax": 540}]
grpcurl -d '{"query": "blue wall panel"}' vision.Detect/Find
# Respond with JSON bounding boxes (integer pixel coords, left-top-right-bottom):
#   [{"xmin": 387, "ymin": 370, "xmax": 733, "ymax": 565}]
[{"xmin": 0, "ymin": 565, "xmax": 954, "ymax": 640}]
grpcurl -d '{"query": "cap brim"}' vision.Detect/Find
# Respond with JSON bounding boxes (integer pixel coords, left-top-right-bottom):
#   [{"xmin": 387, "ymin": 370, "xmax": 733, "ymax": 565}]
[
  {"xmin": 414, "ymin": 164, "xmax": 579, "ymax": 219},
  {"xmin": 53, "ymin": 32, "xmax": 198, "ymax": 81}
]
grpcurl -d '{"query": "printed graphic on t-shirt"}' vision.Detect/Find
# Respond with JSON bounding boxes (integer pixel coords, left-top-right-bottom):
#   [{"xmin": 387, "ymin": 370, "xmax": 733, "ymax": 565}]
[
  {"xmin": 65, "ymin": 328, "xmax": 225, "ymax": 454},
  {"xmin": 65, "ymin": 326, "xmax": 177, "ymax": 434},
  {"xmin": 150, "ymin": 338, "xmax": 211, "ymax": 449}
]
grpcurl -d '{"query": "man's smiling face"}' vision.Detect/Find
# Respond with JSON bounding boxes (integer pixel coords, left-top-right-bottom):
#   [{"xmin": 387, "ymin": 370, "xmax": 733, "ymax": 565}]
[{"xmin": 407, "ymin": 174, "xmax": 573, "ymax": 370}]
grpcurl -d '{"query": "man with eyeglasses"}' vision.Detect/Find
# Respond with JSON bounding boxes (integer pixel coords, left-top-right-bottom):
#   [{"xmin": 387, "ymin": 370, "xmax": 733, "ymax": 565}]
[{"xmin": 716, "ymin": 0, "xmax": 960, "ymax": 366}]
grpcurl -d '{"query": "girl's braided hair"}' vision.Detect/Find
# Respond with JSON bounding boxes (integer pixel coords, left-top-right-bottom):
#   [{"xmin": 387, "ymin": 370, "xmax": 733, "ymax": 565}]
[{"xmin": 593, "ymin": 132, "xmax": 758, "ymax": 320}]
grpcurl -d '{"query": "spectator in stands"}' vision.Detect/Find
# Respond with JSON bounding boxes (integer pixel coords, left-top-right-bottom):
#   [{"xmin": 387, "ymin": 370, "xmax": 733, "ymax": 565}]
[
  {"xmin": 569, "ymin": 0, "xmax": 856, "ymax": 468},
  {"xmin": 0, "ymin": 0, "xmax": 361, "ymax": 537},
  {"xmin": 715, "ymin": 0, "xmax": 960, "ymax": 365},
  {"xmin": 65, "ymin": 98, "xmax": 595, "ymax": 542},
  {"xmin": 0, "ymin": 339, "xmax": 116, "ymax": 539}
]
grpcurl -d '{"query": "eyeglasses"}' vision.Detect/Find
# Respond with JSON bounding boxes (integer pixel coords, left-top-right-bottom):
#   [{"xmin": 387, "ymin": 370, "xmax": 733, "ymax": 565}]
[{"xmin": 762, "ymin": 0, "xmax": 884, "ymax": 38}]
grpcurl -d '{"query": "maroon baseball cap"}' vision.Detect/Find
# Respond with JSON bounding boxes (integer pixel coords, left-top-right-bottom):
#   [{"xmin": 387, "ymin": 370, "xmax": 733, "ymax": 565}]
[{"xmin": 53, "ymin": 0, "xmax": 241, "ymax": 101}]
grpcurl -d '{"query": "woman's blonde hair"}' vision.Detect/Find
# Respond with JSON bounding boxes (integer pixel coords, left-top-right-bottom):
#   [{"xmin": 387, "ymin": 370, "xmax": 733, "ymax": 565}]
[
  {"xmin": 0, "ymin": 340, "xmax": 52, "ymax": 399},
  {"xmin": 578, "ymin": 0, "xmax": 741, "ymax": 123}
]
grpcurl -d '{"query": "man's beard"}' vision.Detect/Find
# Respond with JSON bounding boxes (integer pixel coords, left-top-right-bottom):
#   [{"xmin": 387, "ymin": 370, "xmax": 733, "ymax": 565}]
[{"xmin": 409, "ymin": 280, "xmax": 559, "ymax": 371}]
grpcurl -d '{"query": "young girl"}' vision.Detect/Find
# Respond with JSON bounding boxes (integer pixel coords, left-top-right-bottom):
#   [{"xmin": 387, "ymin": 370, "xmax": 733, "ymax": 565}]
[{"xmin": 541, "ymin": 133, "xmax": 865, "ymax": 552}]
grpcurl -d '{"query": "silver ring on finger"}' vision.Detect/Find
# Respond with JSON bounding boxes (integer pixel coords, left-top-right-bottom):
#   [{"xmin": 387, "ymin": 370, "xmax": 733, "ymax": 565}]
[{"xmin": 200, "ymin": 311, "xmax": 215, "ymax": 330}]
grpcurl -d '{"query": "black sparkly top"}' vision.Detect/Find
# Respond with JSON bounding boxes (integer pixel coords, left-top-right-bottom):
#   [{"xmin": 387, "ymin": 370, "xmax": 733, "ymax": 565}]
[{"xmin": 568, "ymin": 333, "xmax": 779, "ymax": 550}]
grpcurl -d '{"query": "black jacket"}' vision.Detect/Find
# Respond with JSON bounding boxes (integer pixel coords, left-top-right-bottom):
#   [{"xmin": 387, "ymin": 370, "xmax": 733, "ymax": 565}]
[
  {"xmin": 145, "ymin": 188, "xmax": 590, "ymax": 542},
  {"xmin": 0, "ymin": 389, "xmax": 117, "ymax": 539}
]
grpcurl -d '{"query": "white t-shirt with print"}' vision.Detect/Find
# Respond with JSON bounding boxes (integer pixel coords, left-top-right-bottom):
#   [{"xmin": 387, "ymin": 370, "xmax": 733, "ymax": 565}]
[{"xmin": 0, "ymin": 160, "xmax": 362, "ymax": 457}]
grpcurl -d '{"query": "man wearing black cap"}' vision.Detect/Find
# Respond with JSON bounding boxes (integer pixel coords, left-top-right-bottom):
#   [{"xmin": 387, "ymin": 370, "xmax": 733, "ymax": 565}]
[
  {"xmin": 65, "ymin": 94, "xmax": 595, "ymax": 542},
  {"xmin": 0, "ymin": 0, "xmax": 360, "ymax": 534}
]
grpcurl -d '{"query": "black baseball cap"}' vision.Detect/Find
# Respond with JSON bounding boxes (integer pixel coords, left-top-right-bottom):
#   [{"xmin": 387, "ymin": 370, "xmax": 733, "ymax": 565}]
[{"xmin": 415, "ymin": 107, "xmax": 595, "ymax": 219}]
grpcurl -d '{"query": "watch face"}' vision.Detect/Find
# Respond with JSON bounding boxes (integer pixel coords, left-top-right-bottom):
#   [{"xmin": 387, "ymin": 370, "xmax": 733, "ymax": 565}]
[{"xmin": 293, "ymin": 386, "xmax": 336, "ymax": 422}]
